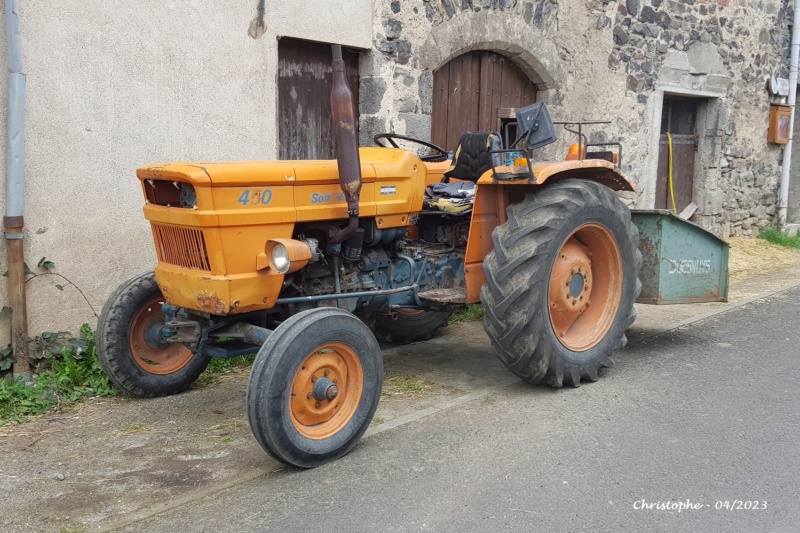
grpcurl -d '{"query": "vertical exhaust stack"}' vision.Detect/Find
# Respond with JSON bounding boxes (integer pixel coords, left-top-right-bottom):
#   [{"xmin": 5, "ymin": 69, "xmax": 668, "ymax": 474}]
[{"xmin": 329, "ymin": 44, "xmax": 362, "ymax": 244}]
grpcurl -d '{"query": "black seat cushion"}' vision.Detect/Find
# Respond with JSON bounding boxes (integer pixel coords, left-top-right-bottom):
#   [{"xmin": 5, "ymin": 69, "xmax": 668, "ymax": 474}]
[{"xmin": 443, "ymin": 132, "xmax": 502, "ymax": 183}]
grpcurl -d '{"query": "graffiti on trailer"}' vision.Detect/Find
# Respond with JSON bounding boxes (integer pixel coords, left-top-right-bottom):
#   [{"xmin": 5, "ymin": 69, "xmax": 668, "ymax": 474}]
[{"xmin": 668, "ymin": 259, "xmax": 712, "ymax": 275}]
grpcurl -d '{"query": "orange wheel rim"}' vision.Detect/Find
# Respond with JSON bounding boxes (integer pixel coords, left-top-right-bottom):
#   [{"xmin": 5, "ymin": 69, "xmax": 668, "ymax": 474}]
[
  {"xmin": 290, "ymin": 343, "xmax": 364, "ymax": 440},
  {"xmin": 547, "ymin": 223, "xmax": 623, "ymax": 351},
  {"xmin": 129, "ymin": 297, "xmax": 194, "ymax": 374}
]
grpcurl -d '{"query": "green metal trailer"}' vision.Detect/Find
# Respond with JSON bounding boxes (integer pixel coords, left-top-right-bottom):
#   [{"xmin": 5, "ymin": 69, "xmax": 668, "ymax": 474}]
[{"xmin": 632, "ymin": 210, "xmax": 729, "ymax": 305}]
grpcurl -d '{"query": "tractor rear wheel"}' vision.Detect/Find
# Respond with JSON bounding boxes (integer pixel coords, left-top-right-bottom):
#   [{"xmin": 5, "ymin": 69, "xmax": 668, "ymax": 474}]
[
  {"xmin": 481, "ymin": 179, "xmax": 641, "ymax": 387},
  {"xmin": 97, "ymin": 271, "xmax": 210, "ymax": 397},
  {"xmin": 372, "ymin": 309, "xmax": 452, "ymax": 343},
  {"xmin": 247, "ymin": 307, "xmax": 383, "ymax": 468}
]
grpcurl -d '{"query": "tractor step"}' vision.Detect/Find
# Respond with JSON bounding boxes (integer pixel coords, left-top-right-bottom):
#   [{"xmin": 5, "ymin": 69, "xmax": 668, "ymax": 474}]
[{"xmin": 418, "ymin": 287, "xmax": 467, "ymax": 304}]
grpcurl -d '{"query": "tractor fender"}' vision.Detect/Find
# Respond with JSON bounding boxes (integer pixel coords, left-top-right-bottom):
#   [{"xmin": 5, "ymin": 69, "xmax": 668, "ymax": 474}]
[
  {"xmin": 464, "ymin": 161, "xmax": 635, "ymax": 302},
  {"xmin": 476, "ymin": 159, "xmax": 636, "ymax": 192}
]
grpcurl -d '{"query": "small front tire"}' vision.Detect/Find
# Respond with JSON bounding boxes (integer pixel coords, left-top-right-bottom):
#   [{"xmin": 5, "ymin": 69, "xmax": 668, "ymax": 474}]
[
  {"xmin": 247, "ymin": 307, "xmax": 383, "ymax": 468},
  {"xmin": 97, "ymin": 271, "xmax": 210, "ymax": 397}
]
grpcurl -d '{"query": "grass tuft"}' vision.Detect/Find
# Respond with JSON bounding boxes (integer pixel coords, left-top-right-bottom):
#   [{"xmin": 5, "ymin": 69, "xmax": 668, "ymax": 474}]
[
  {"xmin": 123, "ymin": 422, "xmax": 151, "ymax": 434},
  {"xmin": 206, "ymin": 354, "xmax": 256, "ymax": 373},
  {"xmin": 197, "ymin": 354, "xmax": 256, "ymax": 386},
  {"xmin": 758, "ymin": 227, "xmax": 800, "ymax": 248},
  {"xmin": 449, "ymin": 304, "xmax": 484, "ymax": 323},
  {"xmin": 381, "ymin": 373, "xmax": 437, "ymax": 398}
]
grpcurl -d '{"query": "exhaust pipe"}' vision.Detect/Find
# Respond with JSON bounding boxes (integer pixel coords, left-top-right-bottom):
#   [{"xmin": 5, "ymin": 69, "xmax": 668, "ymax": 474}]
[{"xmin": 329, "ymin": 44, "xmax": 362, "ymax": 244}]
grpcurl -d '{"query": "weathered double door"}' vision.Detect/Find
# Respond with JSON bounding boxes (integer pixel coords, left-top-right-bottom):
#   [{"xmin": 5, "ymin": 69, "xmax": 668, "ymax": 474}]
[{"xmin": 431, "ymin": 51, "xmax": 538, "ymax": 151}]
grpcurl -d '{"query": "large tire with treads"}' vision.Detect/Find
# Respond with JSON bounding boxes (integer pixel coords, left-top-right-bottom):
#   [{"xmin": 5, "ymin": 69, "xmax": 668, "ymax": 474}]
[{"xmin": 481, "ymin": 179, "xmax": 641, "ymax": 388}]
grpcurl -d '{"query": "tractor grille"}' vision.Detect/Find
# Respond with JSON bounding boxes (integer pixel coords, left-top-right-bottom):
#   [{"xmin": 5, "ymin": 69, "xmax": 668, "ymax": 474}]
[{"xmin": 152, "ymin": 224, "xmax": 211, "ymax": 272}]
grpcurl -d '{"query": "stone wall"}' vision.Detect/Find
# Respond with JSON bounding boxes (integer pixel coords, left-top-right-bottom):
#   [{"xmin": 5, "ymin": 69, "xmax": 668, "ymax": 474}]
[
  {"xmin": 360, "ymin": 0, "xmax": 561, "ymax": 146},
  {"xmin": 609, "ymin": 0, "xmax": 792, "ymax": 236},
  {"xmin": 369, "ymin": 0, "xmax": 794, "ymax": 237}
]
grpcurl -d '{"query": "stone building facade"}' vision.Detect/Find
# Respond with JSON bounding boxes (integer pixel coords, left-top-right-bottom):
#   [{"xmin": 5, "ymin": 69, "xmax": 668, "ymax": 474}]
[
  {"xmin": 360, "ymin": 0, "xmax": 795, "ymax": 238},
  {"xmin": 0, "ymin": 0, "xmax": 795, "ymax": 340}
]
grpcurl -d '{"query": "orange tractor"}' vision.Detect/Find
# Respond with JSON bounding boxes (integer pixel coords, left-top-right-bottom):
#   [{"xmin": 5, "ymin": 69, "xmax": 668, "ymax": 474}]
[{"xmin": 98, "ymin": 46, "xmax": 640, "ymax": 468}]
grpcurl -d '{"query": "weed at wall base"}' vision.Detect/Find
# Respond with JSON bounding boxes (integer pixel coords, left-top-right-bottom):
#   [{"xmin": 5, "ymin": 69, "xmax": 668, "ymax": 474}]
[
  {"xmin": 0, "ymin": 324, "xmax": 116, "ymax": 426},
  {"xmin": 759, "ymin": 227, "xmax": 800, "ymax": 248}
]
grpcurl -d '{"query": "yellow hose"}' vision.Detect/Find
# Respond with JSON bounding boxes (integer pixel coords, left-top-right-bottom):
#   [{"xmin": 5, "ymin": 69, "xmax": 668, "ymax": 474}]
[{"xmin": 667, "ymin": 131, "xmax": 677, "ymax": 214}]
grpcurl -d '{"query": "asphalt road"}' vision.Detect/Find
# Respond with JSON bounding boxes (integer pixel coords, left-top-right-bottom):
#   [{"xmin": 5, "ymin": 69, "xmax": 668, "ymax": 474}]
[{"xmin": 122, "ymin": 288, "xmax": 800, "ymax": 533}]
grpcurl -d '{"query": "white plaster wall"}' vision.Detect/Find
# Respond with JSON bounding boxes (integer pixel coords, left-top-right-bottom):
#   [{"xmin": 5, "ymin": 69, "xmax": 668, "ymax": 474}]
[
  {"xmin": 267, "ymin": 0, "xmax": 373, "ymax": 48},
  {"xmin": 0, "ymin": 0, "xmax": 373, "ymax": 342}
]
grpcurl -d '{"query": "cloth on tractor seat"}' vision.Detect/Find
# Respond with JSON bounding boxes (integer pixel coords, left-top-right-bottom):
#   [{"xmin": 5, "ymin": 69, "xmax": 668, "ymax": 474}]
[
  {"xmin": 442, "ymin": 132, "xmax": 503, "ymax": 183},
  {"xmin": 423, "ymin": 181, "xmax": 476, "ymax": 214}
]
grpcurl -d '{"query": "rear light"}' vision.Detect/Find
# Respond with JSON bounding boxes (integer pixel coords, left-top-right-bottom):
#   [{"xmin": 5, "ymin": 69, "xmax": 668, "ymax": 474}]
[{"xmin": 565, "ymin": 144, "xmax": 585, "ymax": 160}]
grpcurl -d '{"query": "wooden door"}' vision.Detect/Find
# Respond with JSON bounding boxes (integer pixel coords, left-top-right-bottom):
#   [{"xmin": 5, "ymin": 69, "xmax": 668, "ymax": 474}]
[
  {"xmin": 431, "ymin": 51, "xmax": 537, "ymax": 150},
  {"xmin": 278, "ymin": 38, "xmax": 359, "ymax": 160},
  {"xmin": 656, "ymin": 97, "xmax": 698, "ymax": 212}
]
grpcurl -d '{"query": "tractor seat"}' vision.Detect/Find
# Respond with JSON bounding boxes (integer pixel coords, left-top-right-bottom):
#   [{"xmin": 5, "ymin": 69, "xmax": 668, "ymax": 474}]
[{"xmin": 442, "ymin": 132, "xmax": 503, "ymax": 183}]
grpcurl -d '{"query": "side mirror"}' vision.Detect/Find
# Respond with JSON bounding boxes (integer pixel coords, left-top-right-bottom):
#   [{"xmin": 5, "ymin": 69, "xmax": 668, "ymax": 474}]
[{"xmin": 515, "ymin": 103, "xmax": 557, "ymax": 151}]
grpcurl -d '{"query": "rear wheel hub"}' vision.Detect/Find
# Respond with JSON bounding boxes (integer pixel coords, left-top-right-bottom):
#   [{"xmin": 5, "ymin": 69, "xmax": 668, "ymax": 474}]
[{"xmin": 547, "ymin": 223, "xmax": 623, "ymax": 352}]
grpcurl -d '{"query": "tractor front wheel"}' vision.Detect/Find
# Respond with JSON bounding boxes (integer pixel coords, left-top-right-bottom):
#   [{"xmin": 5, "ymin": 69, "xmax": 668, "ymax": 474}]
[
  {"xmin": 97, "ymin": 271, "xmax": 210, "ymax": 397},
  {"xmin": 247, "ymin": 307, "xmax": 383, "ymax": 468},
  {"xmin": 481, "ymin": 179, "xmax": 641, "ymax": 387}
]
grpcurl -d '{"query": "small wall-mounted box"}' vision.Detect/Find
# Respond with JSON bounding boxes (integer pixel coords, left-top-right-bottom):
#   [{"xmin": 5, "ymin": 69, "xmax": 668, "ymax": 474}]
[{"xmin": 768, "ymin": 103, "xmax": 792, "ymax": 144}]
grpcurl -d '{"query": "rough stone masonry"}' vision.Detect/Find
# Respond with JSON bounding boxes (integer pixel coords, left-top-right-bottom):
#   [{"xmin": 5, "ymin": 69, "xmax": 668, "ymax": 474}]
[{"xmin": 362, "ymin": 0, "xmax": 793, "ymax": 237}]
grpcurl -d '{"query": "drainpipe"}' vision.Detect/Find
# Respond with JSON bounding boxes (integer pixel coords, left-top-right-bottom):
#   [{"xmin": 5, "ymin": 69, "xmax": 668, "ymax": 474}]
[
  {"xmin": 778, "ymin": 2, "xmax": 800, "ymax": 228},
  {"xmin": 5, "ymin": 0, "xmax": 30, "ymax": 378}
]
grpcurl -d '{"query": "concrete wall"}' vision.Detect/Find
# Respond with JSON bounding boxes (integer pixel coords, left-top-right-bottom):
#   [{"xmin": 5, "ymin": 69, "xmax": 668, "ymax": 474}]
[{"xmin": 0, "ymin": 1, "xmax": 372, "ymax": 342}]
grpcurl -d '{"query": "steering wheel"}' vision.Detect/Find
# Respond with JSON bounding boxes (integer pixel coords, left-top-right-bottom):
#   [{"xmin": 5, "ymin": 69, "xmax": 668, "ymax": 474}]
[{"xmin": 373, "ymin": 133, "xmax": 449, "ymax": 162}]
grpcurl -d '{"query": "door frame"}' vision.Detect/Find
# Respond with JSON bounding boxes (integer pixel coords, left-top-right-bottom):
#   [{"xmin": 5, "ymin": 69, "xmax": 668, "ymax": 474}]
[
  {"xmin": 641, "ymin": 89, "xmax": 724, "ymax": 222},
  {"xmin": 277, "ymin": 37, "xmax": 360, "ymax": 160},
  {"xmin": 655, "ymin": 96, "xmax": 700, "ymax": 213}
]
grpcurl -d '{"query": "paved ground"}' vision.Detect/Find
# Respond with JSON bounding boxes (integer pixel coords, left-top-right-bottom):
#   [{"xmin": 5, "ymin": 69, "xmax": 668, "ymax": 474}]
[
  {"xmin": 123, "ymin": 287, "xmax": 800, "ymax": 533},
  {"xmin": 0, "ymin": 260, "xmax": 799, "ymax": 532}
]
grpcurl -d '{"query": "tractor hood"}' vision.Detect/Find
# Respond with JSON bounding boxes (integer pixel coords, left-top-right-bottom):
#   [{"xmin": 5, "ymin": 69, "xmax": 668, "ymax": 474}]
[{"xmin": 136, "ymin": 158, "xmax": 379, "ymax": 188}]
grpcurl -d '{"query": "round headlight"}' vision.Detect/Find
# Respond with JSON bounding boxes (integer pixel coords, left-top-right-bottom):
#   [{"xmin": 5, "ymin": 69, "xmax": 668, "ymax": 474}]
[{"xmin": 271, "ymin": 243, "xmax": 291, "ymax": 273}]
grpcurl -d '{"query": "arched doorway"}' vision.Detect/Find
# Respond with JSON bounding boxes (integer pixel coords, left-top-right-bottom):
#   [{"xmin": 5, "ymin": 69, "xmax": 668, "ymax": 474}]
[{"xmin": 431, "ymin": 51, "xmax": 537, "ymax": 150}]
